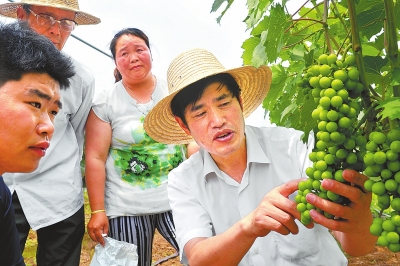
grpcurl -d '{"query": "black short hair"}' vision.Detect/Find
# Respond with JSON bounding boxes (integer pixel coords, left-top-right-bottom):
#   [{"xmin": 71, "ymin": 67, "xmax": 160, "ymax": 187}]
[
  {"xmin": 0, "ymin": 21, "xmax": 74, "ymax": 89},
  {"xmin": 171, "ymin": 73, "xmax": 241, "ymax": 126}
]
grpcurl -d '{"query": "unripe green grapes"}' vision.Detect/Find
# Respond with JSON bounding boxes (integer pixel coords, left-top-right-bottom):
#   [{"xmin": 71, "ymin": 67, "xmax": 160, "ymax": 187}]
[
  {"xmin": 365, "ymin": 128, "xmax": 400, "ymax": 252},
  {"xmin": 296, "ymin": 53, "xmax": 365, "ymax": 225}
]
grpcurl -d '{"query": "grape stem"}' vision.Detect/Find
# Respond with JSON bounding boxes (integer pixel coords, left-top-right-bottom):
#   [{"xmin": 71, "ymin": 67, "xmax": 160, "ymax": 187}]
[
  {"xmin": 347, "ymin": 0, "xmax": 375, "ymax": 135},
  {"xmin": 383, "ymin": 0, "xmax": 399, "ymax": 128}
]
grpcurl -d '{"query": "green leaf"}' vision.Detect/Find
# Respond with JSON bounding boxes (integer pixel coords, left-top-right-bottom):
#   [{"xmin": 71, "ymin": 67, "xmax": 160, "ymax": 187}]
[
  {"xmin": 261, "ymin": 4, "xmax": 290, "ymax": 63},
  {"xmin": 242, "ymin": 36, "xmax": 261, "ymax": 65},
  {"xmin": 356, "ymin": 1, "xmax": 385, "ymax": 39},
  {"xmin": 364, "ymin": 56, "xmax": 388, "ymax": 76},
  {"xmin": 211, "ymin": 0, "xmax": 235, "ymax": 23},
  {"xmin": 376, "ymin": 98, "xmax": 400, "ymax": 120},
  {"xmin": 252, "ymin": 31, "xmax": 268, "ymax": 67},
  {"xmin": 391, "ymin": 67, "xmax": 400, "ymax": 86}
]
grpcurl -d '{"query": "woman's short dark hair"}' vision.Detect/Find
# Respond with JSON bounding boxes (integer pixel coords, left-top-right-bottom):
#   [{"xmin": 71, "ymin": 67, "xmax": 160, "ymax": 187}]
[{"xmin": 171, "ymin": 73, "xmax": 241, "ymax": 126}]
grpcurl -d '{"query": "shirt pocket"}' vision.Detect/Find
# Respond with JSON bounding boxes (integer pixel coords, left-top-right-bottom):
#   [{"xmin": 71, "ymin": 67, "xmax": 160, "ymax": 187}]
[{"xmin": 273, "ymin": 225, "xmax": 322, "ymax": 261}]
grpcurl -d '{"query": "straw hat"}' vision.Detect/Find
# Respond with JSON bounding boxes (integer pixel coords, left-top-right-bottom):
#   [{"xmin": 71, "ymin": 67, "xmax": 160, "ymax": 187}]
[
  {"xmin": 144, "ymin": 48, "xmax": 272, "ymax": 144},
  {"xmin": 0, "ymin": 0, "xmax": 100, "ymax": 25}
]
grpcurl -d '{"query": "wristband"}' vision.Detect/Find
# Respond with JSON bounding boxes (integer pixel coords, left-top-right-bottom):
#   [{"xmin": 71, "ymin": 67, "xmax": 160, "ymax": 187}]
[{"xmin": 91, "ymin": 209, "xmax": 105, "ymax": 215}]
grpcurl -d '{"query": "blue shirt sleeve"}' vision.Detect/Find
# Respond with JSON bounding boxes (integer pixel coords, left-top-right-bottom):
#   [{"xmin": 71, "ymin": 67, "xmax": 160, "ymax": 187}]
[{"xmin": 0, "ymin": 176, "xmax": 25, "ymax": 266}]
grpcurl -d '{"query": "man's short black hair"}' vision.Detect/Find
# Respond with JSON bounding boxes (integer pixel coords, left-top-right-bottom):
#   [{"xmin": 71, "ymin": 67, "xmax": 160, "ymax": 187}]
[
  {"xmin": 0, "ymin": 21, "xmax": 75, "ymax": 89},
  {"xmin": 171, "ymin": 73, "xmax": 241, "ymax": 126}
]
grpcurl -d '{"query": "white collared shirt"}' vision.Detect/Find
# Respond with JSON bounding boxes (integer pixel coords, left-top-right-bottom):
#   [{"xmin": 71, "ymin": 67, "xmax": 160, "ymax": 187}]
[
  {"xmin": 168, "ymin": 125, "xmax": 347, "ymax": 265},
  {"xmin": 4, "ymin": 58, "xmax": 94, "ymax": 230}
]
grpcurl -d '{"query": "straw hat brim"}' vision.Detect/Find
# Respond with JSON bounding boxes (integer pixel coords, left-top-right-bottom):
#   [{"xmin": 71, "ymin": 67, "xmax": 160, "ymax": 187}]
[
  {"xmin": 0, "ymin": 2, "xmax": 100, "ymax": 25},
  {"xmin": 144, "ymin": 64, "xmax": 272, "ymax": 145}
]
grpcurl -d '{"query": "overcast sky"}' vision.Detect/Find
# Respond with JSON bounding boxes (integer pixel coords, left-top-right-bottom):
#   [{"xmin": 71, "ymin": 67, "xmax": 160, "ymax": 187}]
[{"xmin": 0, "ymin": 0, "xmax": 283, "ymax": 125}]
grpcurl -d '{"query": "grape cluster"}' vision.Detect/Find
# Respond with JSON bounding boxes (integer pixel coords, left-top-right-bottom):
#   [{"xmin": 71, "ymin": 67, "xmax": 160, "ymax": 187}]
[
  {"xmin": 295, "ymin": 53, "xmax": 365, "ymax": 225},
  {"xmin": 364, "ymin": 129, "xmax": 400, "ymax": 252}
]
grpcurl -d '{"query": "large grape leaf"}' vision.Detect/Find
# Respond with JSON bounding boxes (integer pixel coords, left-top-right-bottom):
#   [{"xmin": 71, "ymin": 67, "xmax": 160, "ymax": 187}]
[
  {"xmin": 376, "ymin": 98, "xmax": 400, "ymax": 120},
  {"xmin": 242, "ymin": 36, "xmax": 261, "ymax": 65},
  {"xmin": 356, "ymin": 1, "xmax": 385, "ymax": 39},
  {"xmin": 261, "ymin": 4, "xmax": 290, "ymax": 63}
]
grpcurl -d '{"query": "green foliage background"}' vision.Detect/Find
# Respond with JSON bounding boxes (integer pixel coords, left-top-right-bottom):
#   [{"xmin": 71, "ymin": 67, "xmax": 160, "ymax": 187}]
[{"xmin": 212, "ymin": 0, "xmax": 400, "ymax": 140}]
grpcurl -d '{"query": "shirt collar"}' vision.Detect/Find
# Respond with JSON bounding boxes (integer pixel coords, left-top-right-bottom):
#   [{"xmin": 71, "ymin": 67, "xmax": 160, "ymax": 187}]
[{"xmin": 202, "ymin": 125, "xmax": 270, "ymax": 182}]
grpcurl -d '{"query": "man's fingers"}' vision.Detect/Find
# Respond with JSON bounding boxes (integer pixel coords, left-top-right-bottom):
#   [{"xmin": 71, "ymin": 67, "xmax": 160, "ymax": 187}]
[{"xmin": 278, "ymin": 178, "xmax": 303, "ymax": 198}]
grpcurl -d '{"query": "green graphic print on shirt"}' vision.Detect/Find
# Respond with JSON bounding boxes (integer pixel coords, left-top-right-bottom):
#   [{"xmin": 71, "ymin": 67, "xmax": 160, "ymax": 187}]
[{"xmin": 110, "ymin": 119, "xmax": 184, "ymax": 190}]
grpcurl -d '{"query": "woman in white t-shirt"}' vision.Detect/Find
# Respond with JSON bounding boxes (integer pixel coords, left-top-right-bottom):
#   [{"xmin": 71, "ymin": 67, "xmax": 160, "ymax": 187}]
[{"xmin": 85, "ymin": 28, "xmax": 185, "ymax": 266}]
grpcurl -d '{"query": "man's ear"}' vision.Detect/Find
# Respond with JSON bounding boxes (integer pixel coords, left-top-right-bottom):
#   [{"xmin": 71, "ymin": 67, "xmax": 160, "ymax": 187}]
[
  {"xmin": 16, "ymin": 6, "xmax": 28, "ymax": 20},
  {"xmin": 239, "ymin": 96, "xmax": 244, "ymax": 111},
  {"xmin": 174, "ymin": 116, "xmax": 191, "ymax": 136}
]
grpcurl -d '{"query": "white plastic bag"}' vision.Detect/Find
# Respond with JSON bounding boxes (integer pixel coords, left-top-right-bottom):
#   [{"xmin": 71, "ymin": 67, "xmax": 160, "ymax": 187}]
[{"xmin": 90, "ymin": 234, "xmax": 138, "ymax": 266}]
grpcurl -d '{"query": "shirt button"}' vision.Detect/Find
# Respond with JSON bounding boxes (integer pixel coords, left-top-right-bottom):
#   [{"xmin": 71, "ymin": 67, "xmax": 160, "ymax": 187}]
[{"xmin": 254, "ymin": 249, "xmax": 259, "ymax": 254}]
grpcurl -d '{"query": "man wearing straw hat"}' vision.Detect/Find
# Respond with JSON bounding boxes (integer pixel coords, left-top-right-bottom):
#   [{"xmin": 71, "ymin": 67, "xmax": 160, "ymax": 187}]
[
  {"xmin": 0, "ymin": 1, "xmax": 100, "ymax": 265},
  {"xmin": 144, "ymin": 48, "xmax": 376, "ymax": 265}
]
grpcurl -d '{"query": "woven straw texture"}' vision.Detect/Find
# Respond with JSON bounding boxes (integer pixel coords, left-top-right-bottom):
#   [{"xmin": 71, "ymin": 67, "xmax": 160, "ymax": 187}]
[
  {"xmin": 144, "ymin": 48, "xmax": 272, "ymax": 144},
  {"xmin": 0, "ymin": 0, "xmax": 100, "ymax": 25}
]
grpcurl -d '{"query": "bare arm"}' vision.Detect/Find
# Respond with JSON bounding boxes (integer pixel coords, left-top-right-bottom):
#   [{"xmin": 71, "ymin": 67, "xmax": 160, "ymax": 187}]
[
  {"xmin": 85, "ymin": 109, "xmax": 112, "ymax": 246},
  {"xmin": 306, "ymin": 169, "xmax": 377, "ymax": 256},
  {"xmin": 184, "ymin": 179, "xmax": 313, "ymax": 266}
]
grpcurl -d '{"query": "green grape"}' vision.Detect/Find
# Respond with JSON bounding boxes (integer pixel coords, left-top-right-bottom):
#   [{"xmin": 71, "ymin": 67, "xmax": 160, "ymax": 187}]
[
  {"xmin": 318, "ymin": 54, "xmax": 329, "ymax": 65},
  {"xmin": 388, "ymin": 129, "xmax": 400, "ymax": 142},
  {"xmin": 385, "ymin": 179, "xmax": 398, "ymax": 192},
  {"xmin": 327, "ymin": 191, "xmax": 339, "ymax": 201},
  {"xmin": 319, "ymin": 77, "xmax": 332, "ymax": 89},
  {"xmin": 331, "ymin": 96, "xmax": 343, "ymax": 108},
  {"xmin": 382, "ymin": 220, "xmax": 396, "ymax": 232},
  {"xmin": 297, "ymin": 202, "xmax": 307, "ymax": 212},
  {"xmin": 333, "ymin": 69, "xmax": 348, "ymax": 82},
  {"xmin": 372, "ymin": 132, "xmax": 387, "ymax": 144},
  {"xmin": 315, "ymin": 160, "xmax": 328, "ymax": 171},
  {"xmin": 386, "ymin": 150, "xmax": 399, "ymax": 161},
  {"xmin": 392, "ymin": 215, "xmax": 400, "ymax": 226},
  {"xmin": 327, "ymin": 54, "xmax": 338, "ymax": 65},
  {"xmin": 372, "ymin": 182, "xmax": 386, "ymax": 196},
  {"xmin": 388, "ymin": 161, "xmax": 400, "ymax": 172},
  {"xmin": 319, "ymin": 64, "xmax": 331, "ymax": 76},
  {"xmin": 321, "ymin": 171, "xmax": 333, "ymax": 179},
  {"xmin": 390, "ymin": 141, "xmax": 400, "ymax": 153},
  {"xmin": 391, "ymin": 198, "xmax": 400, "ymax": 211},
  {"xmin": 344, "ymin": 55, "xmax": 355, "ymax": 66},
  {"xmin": 327, "ymin": 110, "xmax": 339, "ymax": 121},
  {"xmin": 305, "ymin": 167, "xmax": 315, "ymax": 178},
  {"xmin": 324, "ymin": 88, "xmax": 336, "ymax": 98},
  {"xmin": 331, "ymin": 79, "xmax": 344, "ymax": 90},
  {"xmin": 347, "ymin": 68, "xmax": 360, "ymax": 80},
  {"xmin": 326, "ymin": 122, "xmax": 338, "ymax": 133},
  {"xmin": 373, "ymin": 151, "xmax": 387, "ymax": 164},
  {"xmin": 370, "ymin": 223, "xmax": 383, "ymax": 236},
  {"xmin": 381, "ymin": 169, "xmax": 393, "ymax": 180},
  {"xmin": 394, "ymin": 172, "xmax": 400, "ymax": 183},
  {"xmin": 298, "ymin": 180, "xmax": 307, "ymax": 191},
  {"xmin": 377, "ymin": 235, "xmax": 389, "ymax": 246},
  {"xmin": 364, "ymin": 179, "xmax": 374, "ymax": 191},
  {"xmin": 366, "ymin": 141, "xmax": 378, "ymax": 152},
  {"xmin": 309, "ymin": 152, "xmax": 318, "ymax": 162},
  {"xmin": 389, "ymin": 243, "xmax": 400, "ymax": 253},
  {"xmin": 346, "ymin": 152, "xmax": 357, "ymax": 164},
  {"xmin": 309, "ymin": 76, "xmax": 320, "ymax": 88},
  {"xmin": 345, "ymin": 79, "xmax": 357, "ymax": 90}
]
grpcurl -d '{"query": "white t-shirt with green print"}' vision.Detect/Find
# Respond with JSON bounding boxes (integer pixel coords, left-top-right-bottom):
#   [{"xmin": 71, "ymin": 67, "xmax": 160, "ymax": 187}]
[{"xmin": 92, "ymin": 78, "xmax": 186, "ymax": 217}]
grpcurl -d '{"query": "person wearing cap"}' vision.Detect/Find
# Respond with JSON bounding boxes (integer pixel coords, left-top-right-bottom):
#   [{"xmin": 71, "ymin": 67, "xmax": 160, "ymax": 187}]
[
  {"xmin": 0, "ymin": 1, "xmax": 100, "ymax": 265},
  {"xmin": 0, "ymin": 21, "xmax": 74, "ymax": 266},
  {"xmin": 143, "ymin": 49, "xmax": 377, "ymax": 265}
]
